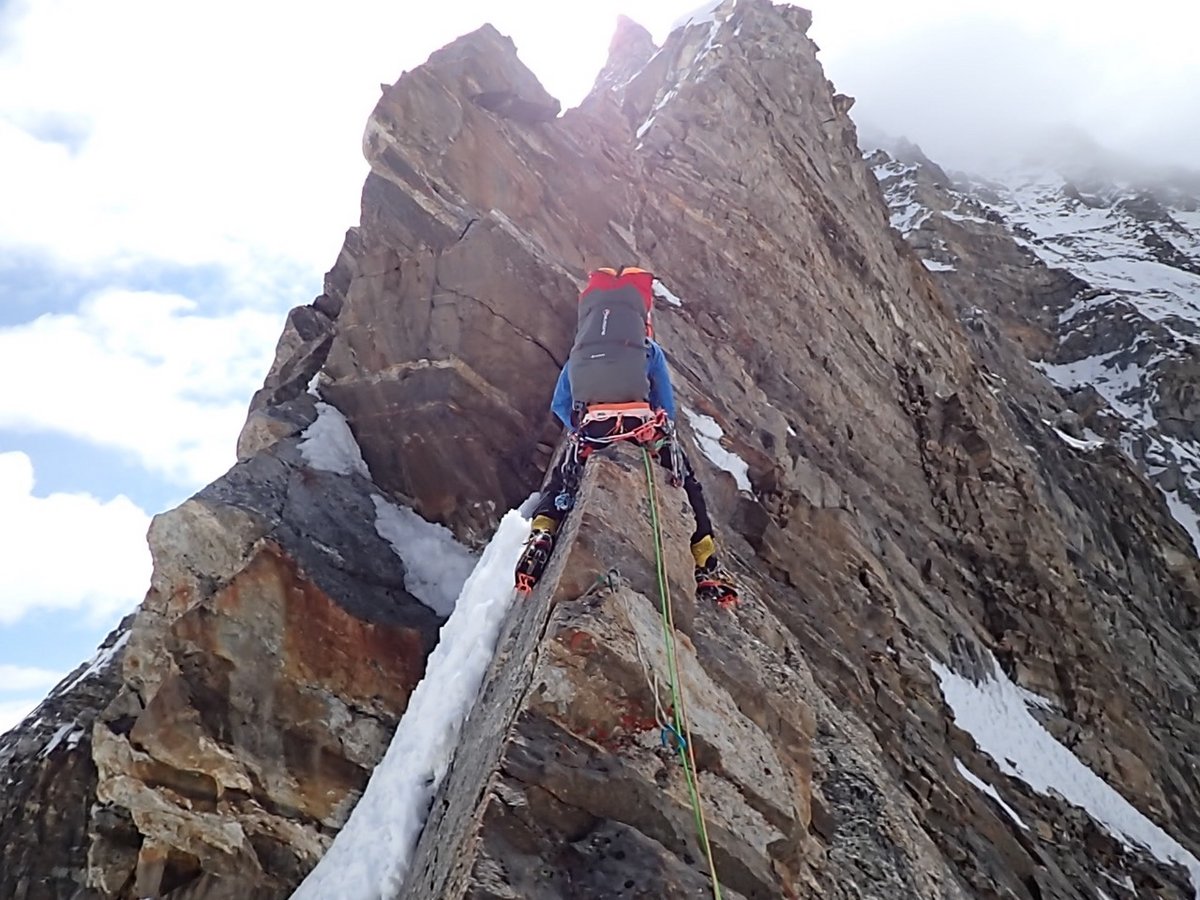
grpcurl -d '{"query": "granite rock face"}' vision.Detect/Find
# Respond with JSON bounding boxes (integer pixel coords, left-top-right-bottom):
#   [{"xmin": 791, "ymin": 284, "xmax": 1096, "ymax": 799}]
[
  {"xmin": 403, "ymin": 457, "xmax": 967, "ymax": 900},
  {"xmin": 84, "ymin": 442, "xmax": 445, "ymax": 898},
  {"xmin": 3, "ymin": 1, "xmax": 1199, "ymax": 897},
  {"xmin": 2, "ymin": 424, "xmax": 447, "ymax": 898},
  {"xmin": 0, "ymin": 621, "xmax": 131, "ymax": 900}
]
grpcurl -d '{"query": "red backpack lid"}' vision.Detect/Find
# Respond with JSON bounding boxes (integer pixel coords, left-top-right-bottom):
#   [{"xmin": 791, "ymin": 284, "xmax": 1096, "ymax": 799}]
[
  {"xmin": 582, "ymin": 266, "xmax": 655, "ymax": 308},
  {"xmin": 581, "ymin": 266, "xmax": 656, "ymax": 338}
]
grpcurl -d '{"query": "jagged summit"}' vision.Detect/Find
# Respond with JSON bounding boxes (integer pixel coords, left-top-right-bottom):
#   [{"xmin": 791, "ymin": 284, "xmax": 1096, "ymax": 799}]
[
  {"xmin": 3, "ymin": 2, "xmax": 1199, "ymax": 898},
  {"xmin": 586, "ymin": 15, "xmax": 658, "ymax": 99}
]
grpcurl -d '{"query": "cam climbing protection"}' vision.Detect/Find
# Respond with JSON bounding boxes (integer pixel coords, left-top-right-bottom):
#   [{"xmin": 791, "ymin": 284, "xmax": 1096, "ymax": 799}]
[{"xmin": 640, "ymin": 446, "xmax": 724, "ymax": 900}]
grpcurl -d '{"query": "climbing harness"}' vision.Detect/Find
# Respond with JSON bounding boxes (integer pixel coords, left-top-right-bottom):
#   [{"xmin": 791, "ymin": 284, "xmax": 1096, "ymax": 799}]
[
  {"xmin": 641, "ymin": 446, "xmax": 724, "ymax": 899},
  {"xmin": 578, "ymin": 402, "xmax": 668, "ymax": 446},
  {"xmin": 554, "ymin": 403, "xmax": 675, "ymax": 512}
]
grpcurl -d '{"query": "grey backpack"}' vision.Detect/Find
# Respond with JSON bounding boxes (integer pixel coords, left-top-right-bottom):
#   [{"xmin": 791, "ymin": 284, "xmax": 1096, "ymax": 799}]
[{"xmin": 568, "ymin": 269, "xmax": 653, "ymax": 407}]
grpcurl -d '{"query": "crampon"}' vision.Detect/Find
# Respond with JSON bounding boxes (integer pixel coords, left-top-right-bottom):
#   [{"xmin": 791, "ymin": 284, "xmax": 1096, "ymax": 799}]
[
  {"xmin": 695, "ymin": 560, "xmax": 739, "ymax": 609},
  {"xmin": 514, "ymin": 530, "xmax": 555, "ymax": 595}
]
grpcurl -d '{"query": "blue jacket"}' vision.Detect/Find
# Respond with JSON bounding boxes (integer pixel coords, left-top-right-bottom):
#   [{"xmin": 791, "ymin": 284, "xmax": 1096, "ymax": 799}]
[{"xmin": 551, "ymin": 339, "xmax": 676, "ymax": 430}]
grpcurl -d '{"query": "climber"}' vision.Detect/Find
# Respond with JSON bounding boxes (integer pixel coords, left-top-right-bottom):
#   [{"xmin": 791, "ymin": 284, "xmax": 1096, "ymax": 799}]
[{"xmin": 515, "ymin": 266, "xmax": 738, "ymax": 607}]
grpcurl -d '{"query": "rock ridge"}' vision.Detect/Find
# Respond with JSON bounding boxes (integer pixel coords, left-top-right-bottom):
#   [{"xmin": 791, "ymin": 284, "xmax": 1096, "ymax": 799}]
[{"xmin": 1, "ymin": 2, "xmax": 1198, "ymax": 898}]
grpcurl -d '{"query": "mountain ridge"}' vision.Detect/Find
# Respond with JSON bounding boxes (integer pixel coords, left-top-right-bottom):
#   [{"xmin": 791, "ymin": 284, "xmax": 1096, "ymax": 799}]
[{"xmin": 1, "ymin": 2, "xmax": 1198, "ymax": 898}]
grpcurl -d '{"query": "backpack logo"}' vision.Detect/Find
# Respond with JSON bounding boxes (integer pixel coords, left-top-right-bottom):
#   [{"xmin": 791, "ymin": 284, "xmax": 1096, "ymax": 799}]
[{"xmin": 601, "ymin": 308, "xmax": 610, "ymax": 336}]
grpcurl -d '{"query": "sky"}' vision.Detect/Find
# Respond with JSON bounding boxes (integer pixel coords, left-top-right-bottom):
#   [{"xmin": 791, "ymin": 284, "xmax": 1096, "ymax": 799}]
[{"xmin": 1, "ymin": 0, "xmax": 1196, "ymax": 733}]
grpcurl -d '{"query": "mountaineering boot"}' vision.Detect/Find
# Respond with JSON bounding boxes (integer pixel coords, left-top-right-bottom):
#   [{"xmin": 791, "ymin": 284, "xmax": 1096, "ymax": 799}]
[
  {"xmin": 691, "ymin": 535, "xmax": 739, "ymax": 608},
  {"xmin": 515, "ymin": 516, "xmax": 558, "ymax": 595}
]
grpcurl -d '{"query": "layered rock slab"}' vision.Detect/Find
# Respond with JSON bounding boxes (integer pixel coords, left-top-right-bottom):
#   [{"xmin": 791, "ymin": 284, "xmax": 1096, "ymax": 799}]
[
  {"xmin": 84, "ymin": 436, "xmax": 444, "ymax": 898},
  {"xmin": 0, "ymin": 621, "xmax": 131, "ymax": 900},
  {"xmin": 402, "ymin": 455, "xmax": 965, "ymax": 900}
]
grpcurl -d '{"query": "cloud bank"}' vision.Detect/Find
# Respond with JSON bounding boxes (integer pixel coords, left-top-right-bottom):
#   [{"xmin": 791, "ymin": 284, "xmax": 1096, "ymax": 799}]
[
  {"xmin": 805, "ymin": 0, "xmax": 1200, "ymax": 173},
  {"xmin": 0, "ymin": 451, "xmax": 151, "ymax": 625},
  {"xmin": 0, "ymin": 290, "xmax": 280, "ymax": 484}
]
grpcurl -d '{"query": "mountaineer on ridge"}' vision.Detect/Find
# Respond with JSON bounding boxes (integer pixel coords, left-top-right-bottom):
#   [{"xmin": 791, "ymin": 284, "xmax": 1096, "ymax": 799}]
[{"xmin": 514, "ymin": 266, "xmax": 739, "ymax": 607}]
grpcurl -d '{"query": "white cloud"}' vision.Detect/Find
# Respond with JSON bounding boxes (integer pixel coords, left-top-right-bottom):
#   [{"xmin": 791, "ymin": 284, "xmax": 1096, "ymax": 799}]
[
  {"xmin": 0, "ymin": 697, "xmax": 42, "ymax": 735},
  {"xmin": 1, "ymin": 0, "xmax": 1194, "ymax": 295},
  {"xmin": 0, "ymin": 451, "xmax": 151, "ymax": 625},
  {"xmin": 0, "ymin": 0, "xmax": 363, "ymax": 279},
  {"xmin": 0, "ymin": 663, "xmax": 63, "ymax": 692},
  {"xmin": 805, "ymin": 0, "xmax": 1200, "ymax": 173},
  {"xmin": 0, "ymin": 0, "xmax": 687, "ymax": 285},
  {"xmin": 0, "ymin": 289, "xmax": 280, "ymax": 484}
]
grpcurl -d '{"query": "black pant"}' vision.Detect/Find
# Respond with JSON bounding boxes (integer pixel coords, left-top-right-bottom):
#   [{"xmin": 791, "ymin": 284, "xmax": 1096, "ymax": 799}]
[{"xmin": 532, "ymin": 434, "xmax": 713, "ymax": 547}]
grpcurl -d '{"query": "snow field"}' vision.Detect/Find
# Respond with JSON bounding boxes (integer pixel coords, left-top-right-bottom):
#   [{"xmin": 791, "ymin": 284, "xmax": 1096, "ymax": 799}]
[{"xmin": 932, "ymin": 655, "xmax": 1200, "ymax": 896}]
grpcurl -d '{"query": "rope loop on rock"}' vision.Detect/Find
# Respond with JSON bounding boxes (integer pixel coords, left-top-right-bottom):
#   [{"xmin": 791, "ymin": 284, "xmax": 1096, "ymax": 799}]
[{"xmin": 641, "ymin": 447, "xmax": 724, "ymax": 900}]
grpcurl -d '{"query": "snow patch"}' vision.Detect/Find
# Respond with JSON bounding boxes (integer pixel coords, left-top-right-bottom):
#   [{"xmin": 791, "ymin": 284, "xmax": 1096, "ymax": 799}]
[
  {"xmin": 40, "ymin": 722, "xmax": 85, "ymax": 758},
  {"xmin": 299, "ymin": 402, "xmax": 371, "ymax": 478},
  {"xmin": 307, "ymin": 370, "xmax": 326, "ymax": 398},
  {"xmin": 1051, "ymin": 427, "xmax": 1105, "ymax": 452},
  {"xmin": 653, "ymin": 279, "xmax": 685, "ymax": 307},
  {"xmin": 932, "ymin": 654, "xmax": 1200, "ymax": 896},
  {"xmin": 941, "ymin": 208, "xmax": 989, "ymax": 225},
  {"xmin": 372, "ymin": 496, "xmax": 478, "ymax": 616},
  {"xmin": 683, "ymin": 407, "xmax": 752, "ymax": 492},
  {"xmin": 636, "ymin": 88, "xmax": 678, "ymax": 140},
  {"xmin": 57, "ymin": 631, "xmax": 130, "ymax": 695},
  {"xmin": 291, "ymin": 505, "xmax": 532, "ymax": 900},
  {"xmin": 1056, "ymin": 291, "xmax": 1118, "ymax": 326},
  {"xmin": 890, "ymin": 202, "xmax": 932, "ymax": 236},
  {"xmin": 1163, "ymin": 490, "xmax": 1200, "ymax": 553},
  {"xmin": 1035, "ymin": 352, "xmax": 1159, "ymax": 429},
  {"xmin": 954, "ymin": 758, "xmax": 1028, "ymax": 830},
  {"xmin": 922, "ymin": 259, "xmax": 957, "ymax": 272},
  {"xmin": 872, "ymin": 159, "xmax": 917, "ymax": 181}
]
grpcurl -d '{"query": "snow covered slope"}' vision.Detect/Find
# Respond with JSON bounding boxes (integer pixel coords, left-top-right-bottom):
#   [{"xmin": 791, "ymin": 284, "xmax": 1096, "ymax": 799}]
[{"xmin": 873, "ymin": 148, "xmax": 1200, "ymax": 550}]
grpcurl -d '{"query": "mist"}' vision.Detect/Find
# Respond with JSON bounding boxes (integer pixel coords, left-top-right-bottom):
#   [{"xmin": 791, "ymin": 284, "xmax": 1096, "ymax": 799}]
[{"xmin": 803, "ymin": 1, "xmax": 1200, "ymax": 177}]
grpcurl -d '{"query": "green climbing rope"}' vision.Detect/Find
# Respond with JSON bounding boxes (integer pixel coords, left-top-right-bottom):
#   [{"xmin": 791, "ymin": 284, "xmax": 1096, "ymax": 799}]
[{"xmin": 641, "ymin": 447, "xmax": 724, "ymax": 900}]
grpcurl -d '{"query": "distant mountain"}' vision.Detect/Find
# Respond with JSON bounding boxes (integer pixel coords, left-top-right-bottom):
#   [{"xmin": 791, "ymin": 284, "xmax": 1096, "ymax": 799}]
[{"xmin": 872, "ymin": 143, "xmax": 1200, "ymax": 549}]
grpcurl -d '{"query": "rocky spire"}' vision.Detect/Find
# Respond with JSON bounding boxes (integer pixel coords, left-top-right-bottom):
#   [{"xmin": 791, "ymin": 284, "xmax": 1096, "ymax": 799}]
[{"xmin": 585, "ymin": 15, "xmax": 658, "ymax": 104}]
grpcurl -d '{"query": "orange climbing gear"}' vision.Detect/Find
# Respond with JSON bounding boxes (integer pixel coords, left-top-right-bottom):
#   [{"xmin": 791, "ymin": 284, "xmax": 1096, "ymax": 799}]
[{"xmin": 578, "ymin": 401, "xmax": 668, "ymax": 447}]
